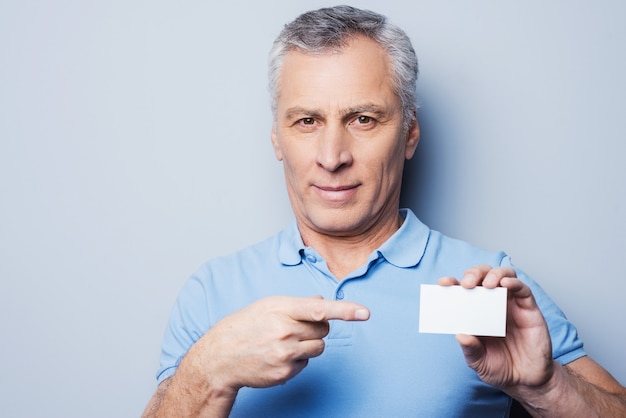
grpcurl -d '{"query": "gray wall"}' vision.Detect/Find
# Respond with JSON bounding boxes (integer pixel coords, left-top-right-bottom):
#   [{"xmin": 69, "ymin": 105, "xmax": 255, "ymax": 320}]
[{"xmin": 1, "ymin": 1, "xmax": 624, "ymax": 416}]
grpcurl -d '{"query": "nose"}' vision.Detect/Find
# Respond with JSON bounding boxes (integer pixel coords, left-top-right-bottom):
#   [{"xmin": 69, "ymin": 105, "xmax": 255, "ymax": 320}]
[{"xmin": 316, "ymin": 125, "xmax": 353, "ymax": 172}]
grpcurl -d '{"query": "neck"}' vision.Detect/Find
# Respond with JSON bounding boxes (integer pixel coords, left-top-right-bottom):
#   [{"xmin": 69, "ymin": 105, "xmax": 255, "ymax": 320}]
[{"xmin": 299, "ymin": 211, "xmax": 403, "ymax": 280}]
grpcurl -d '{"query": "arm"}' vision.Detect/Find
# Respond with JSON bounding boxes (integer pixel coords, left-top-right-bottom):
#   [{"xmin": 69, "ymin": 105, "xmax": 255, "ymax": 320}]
[
  {"xmin": 142, "ymin": 379, "xmax": 168, "ymax": 418},
  {"xmin": 142, "ymin": 296, "xmax": 370, "ymax": 418},
  {"xmin": 440, "ymin": 265, "xmax": 626, "ymax": 417},
  {"xmin": 515, "ymin": 356, "xmax": 626, "ymax": 417},
  {"xmin": 141, "ymin": 366, "xmax": 237, "ymax": 418}
]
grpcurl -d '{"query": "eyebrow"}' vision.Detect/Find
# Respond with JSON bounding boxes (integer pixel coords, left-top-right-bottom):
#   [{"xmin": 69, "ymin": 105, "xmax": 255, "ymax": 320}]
[
  {"xmin": 284, "ymin": 107, "xmax": 322, "ymax": 121},
  {"xmin": 283, "ymin": 103, "xmax": 390, "ymax": 122},
  {"xmin": 344, "ymin": 104, "xmax": 389, "ymax": 119}
]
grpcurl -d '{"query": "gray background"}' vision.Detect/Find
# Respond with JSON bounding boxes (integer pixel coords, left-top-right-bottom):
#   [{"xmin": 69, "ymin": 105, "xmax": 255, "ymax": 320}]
[{"xmin": 1, "ymin": 1, "xmax": 624, "ymax": 416}]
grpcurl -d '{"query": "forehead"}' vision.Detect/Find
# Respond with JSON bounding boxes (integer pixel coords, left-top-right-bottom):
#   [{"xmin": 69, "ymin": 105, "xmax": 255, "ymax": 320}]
[{"xmin": 276, "ymin": 36, "xmax": 398, "ymax": 113}]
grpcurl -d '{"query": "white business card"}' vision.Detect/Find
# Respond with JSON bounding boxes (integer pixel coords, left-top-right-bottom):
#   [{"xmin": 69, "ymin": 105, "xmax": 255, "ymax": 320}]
[{"xmin": 419, "ymin": 284, "xmax": 507, "ymax": 337}]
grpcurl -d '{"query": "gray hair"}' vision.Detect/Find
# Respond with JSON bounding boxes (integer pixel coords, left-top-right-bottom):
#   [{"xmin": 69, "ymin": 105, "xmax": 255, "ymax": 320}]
[{"xmin": 268, "ymin": 5, "xmax": 418, "ymax": 127}]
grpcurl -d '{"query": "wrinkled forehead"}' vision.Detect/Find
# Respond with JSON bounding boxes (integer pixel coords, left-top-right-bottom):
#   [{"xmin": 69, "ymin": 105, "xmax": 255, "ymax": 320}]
[{"xmin": 274, "ymin": 38, "xmax": 399, "ymax": 116}]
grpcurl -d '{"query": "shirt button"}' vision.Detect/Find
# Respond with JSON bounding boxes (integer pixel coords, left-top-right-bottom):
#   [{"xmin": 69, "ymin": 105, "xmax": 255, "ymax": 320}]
[
  {"xmin": 336, "ymin": 289, "xmax": 344, "ymax": 300},
  {"xmin": 305, "ymin": 254, "xmax": 317, "ymax": 263}
]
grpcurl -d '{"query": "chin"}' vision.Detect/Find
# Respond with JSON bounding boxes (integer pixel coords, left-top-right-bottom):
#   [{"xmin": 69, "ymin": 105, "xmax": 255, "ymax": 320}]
[{"xmin": 308, "ymin": 209, "xmax": 366, "ymax": 236}]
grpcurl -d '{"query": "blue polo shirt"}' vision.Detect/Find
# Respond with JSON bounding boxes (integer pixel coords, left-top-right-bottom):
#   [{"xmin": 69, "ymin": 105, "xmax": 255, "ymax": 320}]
[{"xmin": 157, "ymin": 209, "xmax": 585, "ymax": 416}]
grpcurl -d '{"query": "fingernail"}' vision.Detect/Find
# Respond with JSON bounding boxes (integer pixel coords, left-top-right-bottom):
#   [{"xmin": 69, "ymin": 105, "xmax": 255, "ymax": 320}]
[{"xmin": 355, "ymin": 308, "xmax": 370, "ymax": 320}]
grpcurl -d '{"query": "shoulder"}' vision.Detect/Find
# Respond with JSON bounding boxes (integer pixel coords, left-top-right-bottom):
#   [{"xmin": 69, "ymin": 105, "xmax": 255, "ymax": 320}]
[
  {"xmin": 197, "ymin": 232, "xmax": 282, "ymax": 274},
  {"xmin": 396, "ymin": 209, "xmax": 507, "ymax": 274},
  {"xmin": 423, "ymin": 228, "xmax": 508, "ymax": 275}
]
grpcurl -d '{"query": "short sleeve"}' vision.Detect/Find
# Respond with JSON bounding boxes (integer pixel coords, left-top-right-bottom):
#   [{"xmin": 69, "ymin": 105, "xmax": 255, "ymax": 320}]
[
  {"xmin": 156, "ymin": 270, "xmax": 211, "ymax": 383},
  {"xmin": 500, "ymin": 255, "xmax": 586, "ymax": 365}
]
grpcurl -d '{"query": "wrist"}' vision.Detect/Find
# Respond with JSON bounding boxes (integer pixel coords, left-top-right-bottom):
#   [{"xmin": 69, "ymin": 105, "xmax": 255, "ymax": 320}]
[
  {"xmin": 163, "ymin": 344, "xmax": 239, "ymax": 417},
  {"xmin": 508, "ymin": 361, "xmax": 570, "ymax": 416},
  {"xmin": 179, "ymin": 348, "xmax": 240, "ymax": 396},
  {"xmin": 164, "ymin": 369, "xmax": 238, "ymax": 418}
]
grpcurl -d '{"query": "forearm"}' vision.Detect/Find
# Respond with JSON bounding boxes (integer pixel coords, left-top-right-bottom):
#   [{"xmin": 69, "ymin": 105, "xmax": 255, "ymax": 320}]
[
  {"xmin": 142, "ymin": 375, "xmax": 237, "ymax": 418},
  {"xmin": 142, "ymin": 351, "xmax": 239, "ymax": 418},
  {"xmin": 513, "ymin": 361, "xmax": 626, "ymax": 418}
]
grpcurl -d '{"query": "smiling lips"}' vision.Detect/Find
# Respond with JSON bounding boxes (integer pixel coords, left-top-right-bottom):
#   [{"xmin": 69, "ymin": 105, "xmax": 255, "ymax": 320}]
[{"xmin": 313, "ymin": 184, "xmax": 359, "ymax": 202}]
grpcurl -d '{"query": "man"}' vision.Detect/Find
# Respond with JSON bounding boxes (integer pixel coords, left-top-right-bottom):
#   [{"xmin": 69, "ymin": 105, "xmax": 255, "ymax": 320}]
[{"xmin": 143, "ymin": 6, "xmax": 626, "ymax": 417}]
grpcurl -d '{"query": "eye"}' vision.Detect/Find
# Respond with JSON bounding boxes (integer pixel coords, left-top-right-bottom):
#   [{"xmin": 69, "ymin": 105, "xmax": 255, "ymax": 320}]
[
  {"xmin": 357, "ymin": 115, "xmax": 373, "ymax": 124},
  {"xmin": 299, "ymin": 117, "xmax": 315, "ymax": 125}
]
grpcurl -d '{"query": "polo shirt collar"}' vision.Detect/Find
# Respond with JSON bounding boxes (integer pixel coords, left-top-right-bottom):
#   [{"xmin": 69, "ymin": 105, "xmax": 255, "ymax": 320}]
[
  {"xmin": 277, "ymin": 208, "xmax": 430, "ymax": 268},
  {"xmin": 278, "ymin": 220, "xmax": 306, "ymax": 266},
  {"xmin": 377, "ymin": 208, "xmax": 430, "ymax": 268}
]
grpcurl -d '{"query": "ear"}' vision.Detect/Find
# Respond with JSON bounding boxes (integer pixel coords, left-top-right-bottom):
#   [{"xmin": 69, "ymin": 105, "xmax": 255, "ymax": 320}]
[
  {"xmin": 271, "ymin": 124, "xmax": 283, "ymax": 161},
  {"xmin": 404, "ymin": 116, "xmax": 420, "ymax": 160}
]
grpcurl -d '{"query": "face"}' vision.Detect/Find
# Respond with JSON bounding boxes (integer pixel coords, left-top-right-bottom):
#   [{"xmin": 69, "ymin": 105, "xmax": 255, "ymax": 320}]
[{"xmin": 271, "ymin": 36, "xmax": 420, "ymax": 240}]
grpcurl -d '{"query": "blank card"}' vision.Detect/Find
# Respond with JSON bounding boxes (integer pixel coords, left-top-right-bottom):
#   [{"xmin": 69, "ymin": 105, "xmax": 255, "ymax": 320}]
[{"xmin": 419, "ymin": 284, "xmax": 507, "ymax": 337}]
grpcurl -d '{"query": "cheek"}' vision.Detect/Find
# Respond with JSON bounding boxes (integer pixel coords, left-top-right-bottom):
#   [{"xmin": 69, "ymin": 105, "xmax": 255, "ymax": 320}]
[
  {"xmin": 282, "ymin": 143, "xmax": 316, "ymax": 172},
  {"xmin": 365, "ymin": 146, "xmax": 406, "ymax": 193},
  {"xmin": 281, "ymin": 154, "xmax": 309, "ymax": 191},
  {"xmin": 367, "ymin": 142, "xmax": 405, "ymax": 175}
]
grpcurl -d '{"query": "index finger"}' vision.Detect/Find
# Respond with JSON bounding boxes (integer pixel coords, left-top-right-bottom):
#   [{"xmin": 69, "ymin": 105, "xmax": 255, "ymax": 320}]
[{"xmin": 290, "ymin": 297, "xmax": 370, "ymax": 322}]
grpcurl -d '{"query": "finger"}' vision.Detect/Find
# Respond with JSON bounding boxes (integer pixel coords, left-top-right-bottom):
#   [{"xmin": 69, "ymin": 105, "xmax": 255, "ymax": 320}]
[
  {"xmin": 292, "ymin": 298, "xmax": 370, "ymax": 322},
  {"xmin": 482, "ymin": 267, "xmax": 517, "ymax": 288},
  {"xmin": 438, "ymin": 276, "xmax": 459, "ymax": 286},
  {"xmin": 499, "ymin": 276, "xmax": 536, "ymax": 309},
  {"xmin": 460, "ymin": 265, "xmax": 517, "ymax": 289},
  {"xmin": 499, "ymin": 276, "xmax": 526, "ymax": 293},
  {"xmin": 293, "ymin": 319, "xmax": 330, "ymax": 341},
  {"xmin": 296, "ymin": 338, "xmax": 326, "ymax": 360},
  {"xmin": 460, "ymin": 264, "xmax": 493, "ymax": 288}
]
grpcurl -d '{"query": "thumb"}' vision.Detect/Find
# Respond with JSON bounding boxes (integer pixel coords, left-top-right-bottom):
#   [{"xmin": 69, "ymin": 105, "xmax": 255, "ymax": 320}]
[{"xmin": 456, "ymin": 333, "xmax": 485, "ymax": 367}]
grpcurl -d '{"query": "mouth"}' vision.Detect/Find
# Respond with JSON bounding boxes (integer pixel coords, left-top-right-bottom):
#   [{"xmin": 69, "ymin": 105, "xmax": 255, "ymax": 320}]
[{"xmin": 313, "ymin": 184, "xmax": 359, "ymax": 202}]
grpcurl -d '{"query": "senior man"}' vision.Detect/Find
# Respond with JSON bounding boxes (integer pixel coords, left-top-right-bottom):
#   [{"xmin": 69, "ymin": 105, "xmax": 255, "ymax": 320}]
[{"xmin": 143, "ymin": 6, "xmax": 626, "ymax": 417}]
